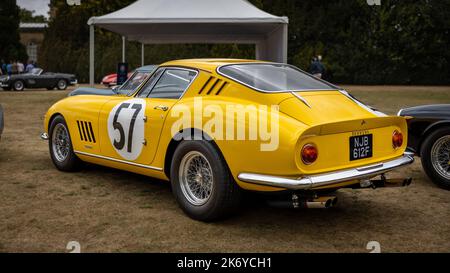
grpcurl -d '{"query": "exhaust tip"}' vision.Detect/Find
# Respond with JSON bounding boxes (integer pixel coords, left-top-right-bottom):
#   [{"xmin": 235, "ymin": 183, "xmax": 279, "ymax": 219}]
[{"xmin": 403, "ymin": 178, "xmax": 412, "ymax": 186}]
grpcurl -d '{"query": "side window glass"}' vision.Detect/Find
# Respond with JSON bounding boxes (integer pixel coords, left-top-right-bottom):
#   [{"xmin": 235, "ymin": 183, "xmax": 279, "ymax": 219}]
[
  {"xmin": 119, "ymin": 72, "xmax": 150, "ymax": 94},
  {"xmin": 136, "ymin": 69, "xmax": 164, "ymax": 98},
  {"xmin": 148, "ymin": 69, "xmax": 197, "ymax": 99}
]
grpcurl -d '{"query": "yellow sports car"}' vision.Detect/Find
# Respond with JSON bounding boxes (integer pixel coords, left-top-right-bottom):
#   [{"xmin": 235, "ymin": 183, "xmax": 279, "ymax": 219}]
[{"xmin": 41, "ymin": 59, "xmax": 414, "ymax": 221}]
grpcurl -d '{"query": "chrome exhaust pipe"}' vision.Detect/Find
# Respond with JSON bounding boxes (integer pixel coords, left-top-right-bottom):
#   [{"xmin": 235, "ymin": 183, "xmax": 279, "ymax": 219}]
[
  {"xmin": 267, "ymin": 194, "xmax": 337, "ymax": 209},
  {"xmin": 306, "ymin": 196, "xmax": 338, "ymax": 209},
  {"xmin": 356, "ymin": 176, "xmax": 413, "ymax": 189}
]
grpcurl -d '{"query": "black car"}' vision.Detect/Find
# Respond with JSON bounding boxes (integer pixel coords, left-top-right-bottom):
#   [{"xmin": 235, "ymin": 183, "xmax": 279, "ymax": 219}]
[
  {"xmin": 0, "ymin": 68, "xmax": 77, "ymax": 91},
  {"xmin": 398, "ymin": 104, "xmax": 450, "ymax": 189}
]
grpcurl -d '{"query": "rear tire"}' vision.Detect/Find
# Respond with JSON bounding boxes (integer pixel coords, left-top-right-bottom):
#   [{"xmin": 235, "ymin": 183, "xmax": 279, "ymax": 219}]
[
  {"xmin": 56, "ymin": 79, "xmax": 68, "ymax": 90},
  {"xmin": 49, "ymin": 115, "xmax": 82, "ymax": 171},
  {"xmin": 420, "ymin": 127, "xmax": 450, "ymax": 190},
  {"xmin": 13, "ymin": 80, "xmax": 24, "ymax": 91},
  {"xmin": 170, "ymin": 140, "xmax": 242, "ymax": 221}
]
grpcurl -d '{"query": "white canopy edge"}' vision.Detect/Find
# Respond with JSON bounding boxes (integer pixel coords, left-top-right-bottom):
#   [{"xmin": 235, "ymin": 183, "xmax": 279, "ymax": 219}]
[{"xmin": 88, "ymin": 0, "xmax": 288, "ymax": 25}]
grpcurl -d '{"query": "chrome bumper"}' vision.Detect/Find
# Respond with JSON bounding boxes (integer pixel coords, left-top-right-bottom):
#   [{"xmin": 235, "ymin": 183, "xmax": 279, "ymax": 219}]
[
  {"xmin": 40, "ymin": 133, "xmax": 49, "ymax": 140},
  {"xmin": 238, "ymin": 153, "xmax": 414, "ymax": 190},
  {"xmin": 70, "ymin": 79, "xmax": 78, "ymax": 85}
]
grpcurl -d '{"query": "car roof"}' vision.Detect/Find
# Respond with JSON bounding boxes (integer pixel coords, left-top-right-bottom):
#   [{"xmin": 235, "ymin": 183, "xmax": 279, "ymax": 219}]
[{"xmin": 160, "ymin": 59, "xmax": 268, "ymax": 72}]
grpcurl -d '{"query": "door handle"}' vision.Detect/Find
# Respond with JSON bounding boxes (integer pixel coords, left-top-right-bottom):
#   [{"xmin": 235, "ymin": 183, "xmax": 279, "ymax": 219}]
[{"xmin": 154, "ymin": 105, "xmax": 169, "ymax": 111}]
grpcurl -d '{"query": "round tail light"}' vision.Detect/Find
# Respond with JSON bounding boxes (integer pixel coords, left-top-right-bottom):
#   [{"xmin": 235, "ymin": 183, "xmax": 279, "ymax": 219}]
[
  {"xmin": 301, "ymin": 144, "xmax": 318, "ymax": 165},
  {"xmin": 392, "ymin": 130, "xmax": 403, "ymax": 149}
]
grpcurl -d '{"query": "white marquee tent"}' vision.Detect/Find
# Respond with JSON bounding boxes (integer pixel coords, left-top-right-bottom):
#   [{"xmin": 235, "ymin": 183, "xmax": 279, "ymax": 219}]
[{"xmin": 87, "ymin": 0, "xmax": 289, "ymax": 84}]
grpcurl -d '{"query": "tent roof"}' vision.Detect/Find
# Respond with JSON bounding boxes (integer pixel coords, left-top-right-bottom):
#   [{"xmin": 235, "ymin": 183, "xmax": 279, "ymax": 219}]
[{"xmin": 88, "ymin": 0, "xmax": 288, "ymax": 25}]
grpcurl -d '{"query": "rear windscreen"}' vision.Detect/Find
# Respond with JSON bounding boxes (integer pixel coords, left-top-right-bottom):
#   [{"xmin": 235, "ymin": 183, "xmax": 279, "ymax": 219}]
[{"xmin": 218, "ymin": 63, "xmax": 337, "ymax": 92}]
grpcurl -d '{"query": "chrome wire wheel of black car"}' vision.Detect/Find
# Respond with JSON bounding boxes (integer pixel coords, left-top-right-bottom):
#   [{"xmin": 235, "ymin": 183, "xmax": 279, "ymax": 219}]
[
  {"xmin": 421, "ymin": 127, "xmax": 450, "ymax": 190},
  {"xmin": 179, "ymin": 151, "xmax": 214, "ymax": 206},
  {"xmin": 170, "ymin": 140, "xmax": 242, "ymax": 221},
  {"xmin": 57, "ymin": 79, "xmax": 68, "ymax": 90},
  {"xmin": 431, "ymin": 135, "xmax": 450, "ymax": 179},
  {"xmin": 13, "ymin": 80, "xmax": 24, "ymax": 91},
  {"xmin": 49, "ymin": 115, "xmax": 81, "ymax": 171}
]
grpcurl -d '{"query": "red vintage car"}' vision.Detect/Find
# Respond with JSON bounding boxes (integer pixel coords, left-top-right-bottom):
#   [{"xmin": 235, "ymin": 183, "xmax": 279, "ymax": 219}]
[{"xmin": 101, "ymin": 72, "xmax": 133, "ymax": 87}]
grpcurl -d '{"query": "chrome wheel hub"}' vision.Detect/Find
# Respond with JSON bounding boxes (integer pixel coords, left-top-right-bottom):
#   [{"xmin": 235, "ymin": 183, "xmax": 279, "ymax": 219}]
[
  {"xmin": 15, "ymin": 81, "xmax": 23, "ymax": 90},
  {"xmin": 431, "ymin": 135, "xmax": 450, "ymax": 179},
  {"xmin": 179, "ymin": 151, "xmax": 213, "ymax": 206},
  {"xmin": 58, "ymin": 80, "xmax": 66, "ymax": 88},
  {"xmin": 52, "ymin": 123, "xmax": 70, "ymax": 162}
]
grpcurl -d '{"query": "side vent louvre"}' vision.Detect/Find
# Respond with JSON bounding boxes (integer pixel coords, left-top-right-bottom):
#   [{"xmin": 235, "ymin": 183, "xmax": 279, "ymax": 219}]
[
  {"xmin": 198, "ymin": 76, "xmax": 229, "ymax": 95},
  {"xmin": 215, "ymin": 81, "xmax": 228, "ymax": 95},
  {"xmin": 198, "ymin": 76, "xmax": 213, "ymax": 94},
  {"xmin": 77, "ymin": 120, "xmax": 96, "ymax": 143},
  {"xmin": 206, "ymin": 79, "xmax": 221, "ymax": 95}
]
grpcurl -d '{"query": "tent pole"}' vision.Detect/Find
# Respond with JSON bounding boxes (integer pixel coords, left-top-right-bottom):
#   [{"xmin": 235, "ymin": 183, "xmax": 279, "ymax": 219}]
[
  {"xmin": 141, "ymin": 43, "xmax": 145, "ymax": 67},
  {"xmin": 122, "ymin": 36, "xmax": 126, "ymax": 62},
  {"xmin": 89, "ymin": 25, "xmax": 94, "ymax": 86}
]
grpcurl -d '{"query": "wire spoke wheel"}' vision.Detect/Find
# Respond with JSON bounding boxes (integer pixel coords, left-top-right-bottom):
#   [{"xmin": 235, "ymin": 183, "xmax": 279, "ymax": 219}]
[
  {"xmin": 431, "ymin": 135, "xmax": 450, "ymax": 180},
  {"xmin": 52, "ymin": 123, "xmax": 71, "ymax": 162},
  {"xmin": 179, "ymin": 151, "xmax": 214, "ymax": 206}
]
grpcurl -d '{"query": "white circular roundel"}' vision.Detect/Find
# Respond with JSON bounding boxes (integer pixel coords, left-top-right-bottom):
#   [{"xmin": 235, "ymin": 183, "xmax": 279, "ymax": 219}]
[{"xmin": 107, "ymin": 99, "xmax": 146, "ymax": 161}]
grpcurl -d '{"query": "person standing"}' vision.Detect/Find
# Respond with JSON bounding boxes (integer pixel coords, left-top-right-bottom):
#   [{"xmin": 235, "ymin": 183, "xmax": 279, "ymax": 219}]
[
  {"xmin": 17, "ymin": 60, "xmax": 24, "ymax": 74},
  {"xmin": 0, "ymin": 60, "xmax": 6, "ymax": 75},
  {"xmin": 25, "ymin": 60, "xmax": 34, "ymax": 73},
  {"xmin": 6, "ymin": 61, "xmax": 12, "ymax": 76},
  {"xmin": 309, "ymin": 55, "xmax": 325, "ymax": 79},
  {"xmin": 11, "ymin": 61, "xmax": 18, "ymax": 74}
]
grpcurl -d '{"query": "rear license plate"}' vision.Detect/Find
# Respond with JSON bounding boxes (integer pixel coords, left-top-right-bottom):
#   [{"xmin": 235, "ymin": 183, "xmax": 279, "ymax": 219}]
[{"xmin": 350, "ymin": 134, "xmax": 373, "ymax": 161}]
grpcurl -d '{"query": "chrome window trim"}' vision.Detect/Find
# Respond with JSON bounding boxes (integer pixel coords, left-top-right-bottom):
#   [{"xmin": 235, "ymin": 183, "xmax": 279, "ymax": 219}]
[
  {"xmin": 339, "ymin": 90, "xmax": 387, "ymax": 117},
  {"xmin": 216, "ymin": 62, "xmax": 340, "ymax": 93},
  {"xmin": 74, "ymin": 150, "xmax": 163, "ymax": 171},
  {"xmin": 121, "ymin": 70, "xmax": 155, "ymax": 96},
  {"xmin": 135, "ymin": 67, "xmax": 198, "ymax": 100}
]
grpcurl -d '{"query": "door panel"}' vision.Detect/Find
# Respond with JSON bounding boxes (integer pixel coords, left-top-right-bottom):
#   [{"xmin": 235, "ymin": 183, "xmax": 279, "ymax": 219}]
[{"xmin": 98, "ymin": 97, "xmax": 176, "ymax": 165}]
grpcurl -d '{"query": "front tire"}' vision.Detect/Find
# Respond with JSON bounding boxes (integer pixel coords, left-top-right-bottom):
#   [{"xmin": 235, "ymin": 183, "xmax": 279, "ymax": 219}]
[
  {"xmin": 56, "ymin": 79, "xmax": 68, "ymax": 90},
  {"xmin": 13, "ymin": 80, "xmax": 24, "ymax": 91},
  {"xmin": 420, "ymin": 127, "xmax": 450, "ymax": 190},
  {"xmin": 49, "ymin": 115, "xmax": 81, "ymax": 171},
  {"xmin": 170, "ymin": 140, "xmax": 242, "ymax": 221}
]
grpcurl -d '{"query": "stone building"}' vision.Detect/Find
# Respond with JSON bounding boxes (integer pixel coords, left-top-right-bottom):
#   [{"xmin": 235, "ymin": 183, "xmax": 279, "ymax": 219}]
[{"xmin": 19, "ymin": 22, "xmax": 48, "ymax": 63}]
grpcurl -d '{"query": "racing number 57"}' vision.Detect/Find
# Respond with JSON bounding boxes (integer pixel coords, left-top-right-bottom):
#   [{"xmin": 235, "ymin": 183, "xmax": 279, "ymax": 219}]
[{"xmin": 112, "ymin": 103, "xmax": 142, "ymax": 153}]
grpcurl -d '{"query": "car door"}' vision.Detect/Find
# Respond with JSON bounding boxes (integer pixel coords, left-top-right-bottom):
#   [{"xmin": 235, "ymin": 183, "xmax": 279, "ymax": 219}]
[
  {"xmin": 98, "ymin": 67, "xmax": 198, "ymax": 166},
  {"xmin": 36, "ymin": 73, "xmax": 57, "ymax": 88}
]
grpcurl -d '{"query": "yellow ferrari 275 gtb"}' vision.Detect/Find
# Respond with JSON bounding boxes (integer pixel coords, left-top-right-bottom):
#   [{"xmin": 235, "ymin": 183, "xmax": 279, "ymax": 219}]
[{"xmin": 42, "ymin": 59, "xmax": 414, "ymax": 221}]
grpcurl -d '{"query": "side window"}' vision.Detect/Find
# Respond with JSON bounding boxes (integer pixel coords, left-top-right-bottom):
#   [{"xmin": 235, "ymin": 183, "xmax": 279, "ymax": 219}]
[
  {"xmin": 119, "ymin": 72, "xmax": 150, "ymax": 94},
  {"xmin": 136, "ymin": 69, "xmax": 164, "ymax": 98},
  {"xmin": 148, "ymin": 69, "xmax": 197, "ymax": 99}
]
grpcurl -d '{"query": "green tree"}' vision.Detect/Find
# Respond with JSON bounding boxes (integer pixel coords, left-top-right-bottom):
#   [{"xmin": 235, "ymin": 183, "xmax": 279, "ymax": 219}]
[
  {"xmin": 19, "ymin": 8, "xmax": 48, "ymax": 23},
  {"xmin": 41, "ymin": 0, "xmax": 450, "ymax": 84},
  {"xmin": 0, "ymin": 0, "xmax": 27, "ymax": 62}
]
